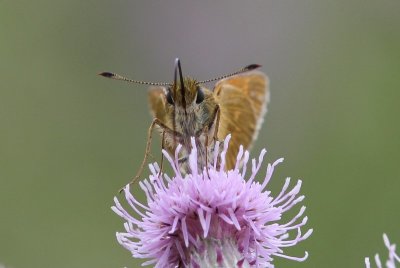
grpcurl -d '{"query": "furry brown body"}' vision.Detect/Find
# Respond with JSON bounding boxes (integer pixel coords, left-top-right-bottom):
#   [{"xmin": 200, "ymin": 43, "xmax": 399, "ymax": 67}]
[{"xmin": 149, "ymin": 78, "xmax": 219, "ymax": 173}]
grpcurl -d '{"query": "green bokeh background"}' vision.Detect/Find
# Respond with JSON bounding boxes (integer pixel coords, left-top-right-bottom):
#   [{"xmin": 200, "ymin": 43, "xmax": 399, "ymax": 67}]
[{"xmin": 1, "ymin": 1, "xmax": 399, "ymax": 267}]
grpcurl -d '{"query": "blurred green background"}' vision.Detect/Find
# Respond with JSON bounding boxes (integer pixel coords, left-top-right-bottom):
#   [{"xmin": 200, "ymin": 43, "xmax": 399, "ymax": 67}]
[{"xmin": 1, "ymin": 1, "xmax": 400, "ymax": 267}]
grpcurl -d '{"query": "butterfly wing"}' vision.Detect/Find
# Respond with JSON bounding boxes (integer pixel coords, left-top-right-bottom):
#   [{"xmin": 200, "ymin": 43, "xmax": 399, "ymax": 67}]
[
  {"xmin": 148, "ymin": 86, "xmax": 168, "ymax": 122},
  {"xmin": 214, "ymin": 71, "xmax": 269, "ymax": 169},
  {"xmin": 147, "ymin": 86, "xmax": 176, "ymax": 155}
]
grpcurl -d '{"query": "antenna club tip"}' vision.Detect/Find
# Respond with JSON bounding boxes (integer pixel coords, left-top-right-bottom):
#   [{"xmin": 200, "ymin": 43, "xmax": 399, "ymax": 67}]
[
  {"xmin": 244, "ymin": 64, "xmax": 262, "ymax": 71},
  {"xmin": 98, "ymin": 72, "xmax": 115, "ymax": 78}
]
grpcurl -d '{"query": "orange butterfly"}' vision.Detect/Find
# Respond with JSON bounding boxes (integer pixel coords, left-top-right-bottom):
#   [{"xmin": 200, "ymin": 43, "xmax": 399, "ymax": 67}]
[{"xmin": 100, "ymin": 58, "xmax": 269, "ymax": 186}]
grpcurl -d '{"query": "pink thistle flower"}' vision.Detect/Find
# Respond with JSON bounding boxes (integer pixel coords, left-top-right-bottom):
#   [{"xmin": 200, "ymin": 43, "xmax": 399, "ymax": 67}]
[
  {"xmin": 112, "ymin": 135, "xmax": 313, "ymax": 267},
  {"xmin": 365, "ymin": 234, "xmax": 400, "ymax": 268}
]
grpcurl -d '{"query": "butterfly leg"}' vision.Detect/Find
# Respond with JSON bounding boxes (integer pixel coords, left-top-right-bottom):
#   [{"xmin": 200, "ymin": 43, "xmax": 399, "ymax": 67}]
[
  {"xmin": 213, "ymin": 105, "xmax": 221, "ymax": 141},
  {"xmin": 193, "ymin": 105, "xmax": 221, "ymax": 178},
  {"xmin": 211, "ymin": 105, "xmax": 222, "ymax": 170},
  {"xmin": 119, "ymin": 118, "xmax": 176, "ymax": 193},
  {"xmin": 157, "ymin": 130, "xmax": 166, "ymax": 178},
  {"xmin": 203, "ymin": 125, "xmax": 211, "ymax": 179}
]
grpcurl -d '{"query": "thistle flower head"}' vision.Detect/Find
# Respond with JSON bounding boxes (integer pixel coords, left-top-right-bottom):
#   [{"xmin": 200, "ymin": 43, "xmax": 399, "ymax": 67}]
[
  {"xmin": 112, "ymin": 135, "xmax": 312, "ymax": 267},
  {"xmin": 365, "ymin": 234, "xmax": 400, "ymax": 268}
]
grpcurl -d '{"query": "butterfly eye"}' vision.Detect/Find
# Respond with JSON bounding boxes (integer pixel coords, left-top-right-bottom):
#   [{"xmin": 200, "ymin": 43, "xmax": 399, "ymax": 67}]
[
  {"xmin": 166, "ymin": 89, "xmax": 174, "ymax": 105},
  {"xmin": 196, "ymin": 86, "xmax": 204, "ymax": 104}
]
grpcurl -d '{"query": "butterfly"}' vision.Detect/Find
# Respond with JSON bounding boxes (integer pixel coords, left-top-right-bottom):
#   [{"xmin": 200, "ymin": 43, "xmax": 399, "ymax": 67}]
[{"xmin": 100, "ymin": 58, "xmax": 269, "ymax": 185}]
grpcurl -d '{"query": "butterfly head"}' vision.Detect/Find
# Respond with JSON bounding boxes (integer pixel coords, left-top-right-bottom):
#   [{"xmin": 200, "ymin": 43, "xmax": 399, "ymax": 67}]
[{"xmin": 165, "ymin": 59, "xmax": 205, "ymax": 111}]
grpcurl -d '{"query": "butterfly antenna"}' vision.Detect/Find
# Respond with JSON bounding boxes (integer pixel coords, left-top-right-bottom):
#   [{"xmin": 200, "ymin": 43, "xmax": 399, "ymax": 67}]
[
  {"xmin": 174, "ymin": 58, "xmax": 186, "ymax": 109},
  {"xmin": 171, "ymin": 61, "xmax": 178, "ymax": 151},
  {"xmin": 197, "ymin": 64, "xmax": 262, "ymax": 84},
  {"xmin": 98, "ymin": 72, "xmax": 171, "ymax": 86}
]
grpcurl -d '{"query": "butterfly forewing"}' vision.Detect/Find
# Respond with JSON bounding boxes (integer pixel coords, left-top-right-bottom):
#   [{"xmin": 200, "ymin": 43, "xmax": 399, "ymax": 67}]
[
  {"xmin": 148, "ymin": 86, "xmax": 168, "ymax": 123},
  {"xmin": 214, "ymin": 71, "xmax": 269, "ymax": 169}
]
